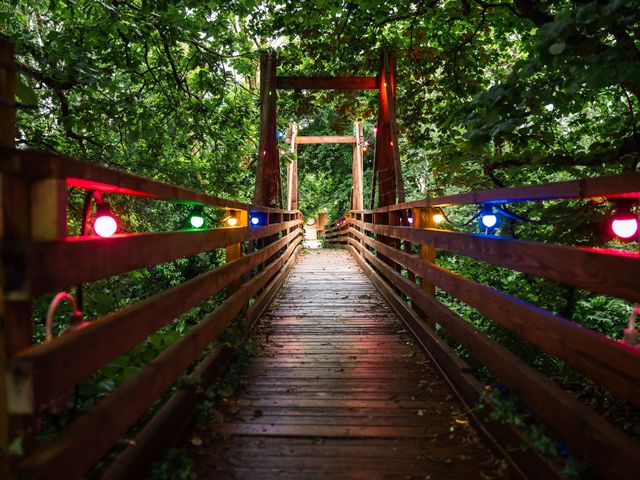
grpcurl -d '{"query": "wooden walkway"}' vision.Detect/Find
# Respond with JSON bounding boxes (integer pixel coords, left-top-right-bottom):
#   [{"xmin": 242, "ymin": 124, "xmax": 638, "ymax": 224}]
[{"xmin": 187, "ymin": 249, "xmax": 508, "ymax": 479}]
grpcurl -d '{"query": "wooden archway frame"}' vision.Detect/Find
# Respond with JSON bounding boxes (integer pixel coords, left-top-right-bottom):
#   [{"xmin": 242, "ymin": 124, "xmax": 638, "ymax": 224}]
[
  {"xmin": 253, "ymin": 51, "xmax": 403, "ymax": 210},
  {"xmin": 284, "ymin": 122, "xmax": 364, "ymax": 211}
]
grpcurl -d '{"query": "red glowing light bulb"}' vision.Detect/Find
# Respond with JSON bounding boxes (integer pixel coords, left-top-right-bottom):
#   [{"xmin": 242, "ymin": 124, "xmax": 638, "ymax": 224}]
[
  {"xmin": 609, "ymin": 200, "xmax": 638, "ymax": 240},
  {"xmin": 612, "ymin": 218, "xmax": 638, "ymax": 239},
  {"xmin": 93, "ymin": 203, "xmax": 118, "ymax": 237}
]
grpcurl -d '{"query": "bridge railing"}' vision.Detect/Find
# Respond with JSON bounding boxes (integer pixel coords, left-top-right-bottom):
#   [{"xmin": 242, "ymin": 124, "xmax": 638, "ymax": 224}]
[
  {"xmin": 325, "ymin": 174, "xmax": 640, "ymax": 480},
  {"xmin": 0, "ymin": 148, "xmax": 302, "ymax": 479}
]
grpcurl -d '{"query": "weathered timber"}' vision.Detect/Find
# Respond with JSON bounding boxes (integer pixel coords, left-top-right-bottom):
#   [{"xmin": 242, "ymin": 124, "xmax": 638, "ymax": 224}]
[
  {"xmin": 352, "ymin": 122, "xmax": 364, "ymax": 211},
  {"xmin": 0, "ymin": 149, "xmax": 292, "ymax": 214},
  {"xmin": 351, "ymin": 173, "xmax": 640, "ymax": 215},
  {"xmin": 290, "ymin": 135, "xmax": 356, "ymax": 144},
  {"xmin": 354, "ymin": 219, "xmax": 640, "ymax": 302},
  {"xmin": 8, "ymin": 230, "xmax": 302, "ymax": 413},
  {"xmin": 348, "ymin": 227, "xmax": 640, "ymax": 406},
  {"xmin": 276, "ymin": 76, "xmax": 378, "ymax": 90},
  {"xmin": 189, "ymin": 250, "xmax": 510, "ymax": 480},
  {"xmin": 254, "ymin": 51, "xmax": 280, "ymax": 208},
  {"xmin": 15, "ymin": 240, "xmax": 302, "ymax": 479},
  {"xmin": 346, "ymin": 244, "xmax": 559, "ymax": 479},
  {"xmin": 347, "ymin": 239, "xmax": 640, "ymax": 480},
  {"xmin": 101, "ymin": 242, "xmax": 300, "ymax": 480},
  {"xmin": 6, "ymin": 219, "xmax": 301, "ymax": 296}
]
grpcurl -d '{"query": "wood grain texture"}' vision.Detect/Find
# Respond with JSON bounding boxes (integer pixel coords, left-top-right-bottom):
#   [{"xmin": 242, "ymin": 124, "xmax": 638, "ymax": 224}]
[
  {"xmin": 347, "ymin": 227, "xmax": 640, "ymax": 406},
  {"xmin": 352, "ymin": 173, "xmax": 640, "ymax": 214},
  {"xmin": 9, "ymin": 219, "xmax": 301, "ymax": 295},
  {"xmin": 276, "ymin": 76, "xmax": 378, "ymax": 90},
  {"xmin": 187, "ymin": 249, "xmax": 508, "ymax": 480},
  {"xmin": 353, "ymin": 219, "xmax": 640, "ymax": 303},
  {"xmin": 0, "ymin": 149, "xmax": 293, "ymax": 214},
  {"xmin": 9, "ymin": 230, "xmax": 302, "ymax": 411},
  {"xmin": 15, "ymin": 241, "xmax": 303, "ymax": 479},
  {"xmin": 347, "ymin": 240, "xmax": 640, "ymax": 480}
]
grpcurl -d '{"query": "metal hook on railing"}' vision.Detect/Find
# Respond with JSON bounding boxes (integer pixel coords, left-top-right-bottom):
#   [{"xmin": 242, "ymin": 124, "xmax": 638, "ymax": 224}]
[
  {"xmin": 623, "ymin": 306, "xmax": 640, "ymax": 347},
  {"xmin": 45, "ymin": 292, "xmax": 89, "ymax": 342}
]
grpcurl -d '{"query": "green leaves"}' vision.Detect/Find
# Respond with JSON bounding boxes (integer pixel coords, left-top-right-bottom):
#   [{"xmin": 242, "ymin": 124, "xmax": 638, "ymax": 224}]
[{"xmin": 16, "ymin": 73, "xmax": 38, "ymax": 106}]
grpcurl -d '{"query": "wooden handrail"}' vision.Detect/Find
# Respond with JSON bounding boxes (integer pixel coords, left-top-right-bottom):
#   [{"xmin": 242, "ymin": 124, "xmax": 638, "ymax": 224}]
[
  {"xmin": 325, "ymin": 171, "xmax": 640, "ymax": 480},
  {"xmin": 345, "ymin": 239, "xmax": 640, "ymax": 480},
  {"xmin": 16, "ymin": 239, "xmax": 303, "ymax": 478},
  {"xmin": 8, "ymin": 229, "xmax": 303, "ymax": 412},
  {"xmin": 0, "ymin": 139, "xmax": 303, "ymax": 476},
  {"xmin": 348, "ymin": 226, "xmax": 640, "ymax": 406},
  {"xmin": 0, "ymin": 148, "xmax": 293, "ymax": 213},
  {"xmin": 354, "ymin": 219, "xmax": 640, "ymax": 303},
  {"xmin": 351, "ymin": 172, "xmax": 640, "ymax": 214},
  {"xmin": 7, "ymin": 219, "xmax": 302, "ymax": 296}
]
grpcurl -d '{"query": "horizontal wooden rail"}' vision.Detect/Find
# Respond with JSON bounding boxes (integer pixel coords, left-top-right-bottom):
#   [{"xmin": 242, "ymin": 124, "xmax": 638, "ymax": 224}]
[
  {"xmin": 351, "ymin": 173, "xmax": 640, "ymax": 214},
  {"xmin": 346, "ymin": 238, "xmax": 640, "ymax": 480},
  {"xmin": 101, "ymin": 243, "xmax": 301, "ymax": 479},
  {"xmin": 293, "ymin": 136, "xmax": 356, "ymax": 144},
  {"xmin": 276, "ymin": 76, "xmax": 379, "ymax": 90},
  {"xmin": 0, "ymin": 148, "xmax": 293, "ymax": 214},
  {"xmin": 16, "ymin": 239, "xmax": 303, "ymax": 479},
  {"xmin": 354, "ymin": 219, "xmax": 640, "ymax": 303},
  {"xmin": 6, "ymin": 219, "xmax": 302, "ymax": 296},
  {"xmin": 8, "ymin": 229, "xmax": 303, "ymax": 412},
  {"xmin": 348, "ymin": 227, "xmax": 640, "ymax": 406}
]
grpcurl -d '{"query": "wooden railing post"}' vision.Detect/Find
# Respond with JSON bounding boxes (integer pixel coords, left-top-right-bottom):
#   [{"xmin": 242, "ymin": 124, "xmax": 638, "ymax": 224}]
[
  {"xmin": 352, "ymin": 122, "xmax": 364, "ymax": 211},
  {"xmin": 0, "ymin": 33, "xmax": 15, "ymax": 476},
  {"xmin": 254, "ymin": 51, "xmax": 280, "ymax": 208},
  {"xmin": 225, "ymin": 209, "xmax": 248, "ymax": 297},
  {"xmin": 286, "ymin": 123, "xmax": 298, "ymax": 211},
  {"xmin": 1, "ymin": 37, "xmax": 68, "ymax": 468},
  {"xmin": 414, "ymin": 207, "xmax": 436, "ymax": 329}
]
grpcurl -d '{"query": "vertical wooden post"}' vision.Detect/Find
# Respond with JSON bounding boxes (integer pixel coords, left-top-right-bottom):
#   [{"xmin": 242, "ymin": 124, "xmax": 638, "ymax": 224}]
[
  {"xmin": 254, "ymin": 51, "xmax": 280, "ymax": 208},
  {"xmin": 287, "ymin": 123, "xmax": 298, "ymax": 211},
  {"xmin": 414, "ymin": 207, "xmax": 436, "ymax": 329},
  {"xmin": 1, "ymin": 37, "xmax": 67, "ymax": 470},
  {"xmin": 0, "ymin": 34, "xmax": 15, "ymax": 476},
  {"xmin": 375, "ymin": 50, "xmax": 403, "ymax": 207},
  {"xmin": 351, "ymin": 122, "xmax": 364, "ymax": 211},
  {"xmin": 225, "ymin": 210, "xmax": 248, "ymax": 297},
  {"xmin": 375, "ymin": 51, "xmax": 395, "ymax": 208},
  {"xmin": 383, "ymin": 52, "xmax": 404, "ymax": 203}
]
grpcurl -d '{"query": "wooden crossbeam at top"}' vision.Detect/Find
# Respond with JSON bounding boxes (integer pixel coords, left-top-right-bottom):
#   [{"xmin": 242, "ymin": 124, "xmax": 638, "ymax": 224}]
[
  {"xmin": 276, "ymin": 76, "xmax": 378, "ymax": 90},
  {"xmin": 286, "ymin": 136, "xmax": 356, "ymax": 144}
]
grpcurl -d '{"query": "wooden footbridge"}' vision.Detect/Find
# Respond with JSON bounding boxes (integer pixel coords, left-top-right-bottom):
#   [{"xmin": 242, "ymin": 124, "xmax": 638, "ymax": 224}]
[{"xmin": 1, "ymin": 39, "xmax": 640, "ymax": 479}]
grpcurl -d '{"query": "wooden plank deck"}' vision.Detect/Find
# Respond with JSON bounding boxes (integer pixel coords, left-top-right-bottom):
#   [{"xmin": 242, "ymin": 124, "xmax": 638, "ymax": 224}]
[{"xmin": 187, "ymin": 249, "xmax": 508, "ymax": 479}]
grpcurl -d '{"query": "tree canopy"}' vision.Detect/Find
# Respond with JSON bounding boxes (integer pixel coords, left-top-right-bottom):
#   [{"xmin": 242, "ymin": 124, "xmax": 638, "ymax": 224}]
[{"xmin": 3, "ymin": 0, "xmax": 638, "ymax": 217}]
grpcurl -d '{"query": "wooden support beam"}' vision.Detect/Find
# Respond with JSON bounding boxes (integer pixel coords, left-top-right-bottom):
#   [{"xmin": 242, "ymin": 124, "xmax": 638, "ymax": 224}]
[
  {"xmin": 351, "ymin": 122, "xmax": 364, "ymax": 211},
  {"xmin": 375, "ymin": 50, "xmax": 398, "ymax": 208},
  {"xmin": 254, "ymin": 51, "xmax": 280, "ymax": 208},
  {"xmin": 0, "ymin": 34, "xmax": 15, "ymax": 476},
  {"xmin": 286, "ymin": 135, "xmax": 356, "ymax": 144},
  {"xmin": 276, "ymin": 76, "xmax": 378, "ymax": 90},
  {"xmin": 286, "ymin": 123, "xmax": 298, "ymax": 211},
  {"xmin": 383, "ymin": 52, "xmax": 404, "ymax": 203}
]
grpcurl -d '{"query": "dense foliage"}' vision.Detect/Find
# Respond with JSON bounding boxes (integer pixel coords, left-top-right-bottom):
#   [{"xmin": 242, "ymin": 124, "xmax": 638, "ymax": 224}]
[{"xmin": 2, "ymin": 0, "xmax": 639, "ymax": 477}]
